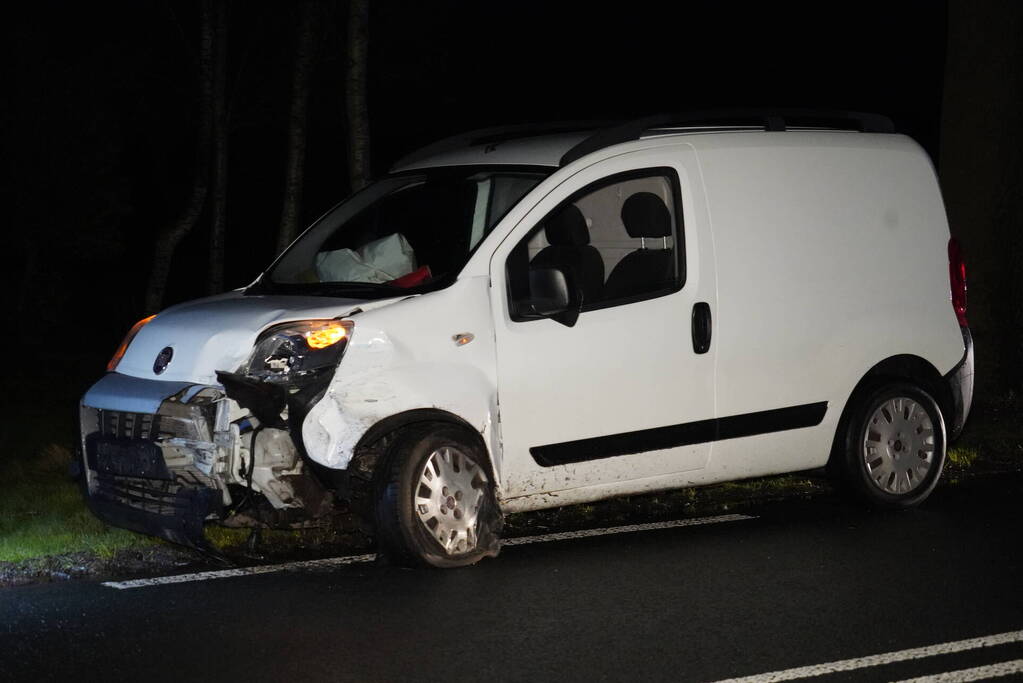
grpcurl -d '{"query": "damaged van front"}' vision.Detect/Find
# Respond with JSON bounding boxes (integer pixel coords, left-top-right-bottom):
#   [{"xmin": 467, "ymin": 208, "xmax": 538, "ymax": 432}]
[
  {"xmin": 79, "ymin": 297, "xmax": 374, "ymax": 547},
  {"xmin": 77, "ymin": 165, "xmax": 548, "ymax": 552}
]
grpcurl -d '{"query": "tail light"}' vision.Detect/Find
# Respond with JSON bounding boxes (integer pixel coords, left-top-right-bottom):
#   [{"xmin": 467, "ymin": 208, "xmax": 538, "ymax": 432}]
[{"xmin": 948, "ymin": 238, "xmax": 968, "ymax": 327}]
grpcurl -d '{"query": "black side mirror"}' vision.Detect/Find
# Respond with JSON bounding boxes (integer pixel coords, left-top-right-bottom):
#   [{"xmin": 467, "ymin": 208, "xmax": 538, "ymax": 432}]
[{"xmin": 527, "ymin": 266, "xmax": 581, "ymax": 327}]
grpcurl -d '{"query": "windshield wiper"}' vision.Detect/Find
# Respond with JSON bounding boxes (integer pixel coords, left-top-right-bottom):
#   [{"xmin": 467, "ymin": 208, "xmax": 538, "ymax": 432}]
[{"xmin": 305, "ymin": 281, "xmax": 404, "ymax": 296}]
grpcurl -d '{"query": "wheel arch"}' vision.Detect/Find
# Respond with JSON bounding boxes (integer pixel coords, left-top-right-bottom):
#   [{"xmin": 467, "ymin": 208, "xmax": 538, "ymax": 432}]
[
  {"xmin": 827, "ymin": 354, "xmax": 952, "ymax": 471},
  {"xmin": 349, "ymin": 408, "xmax": 497, "ymax": 487}
]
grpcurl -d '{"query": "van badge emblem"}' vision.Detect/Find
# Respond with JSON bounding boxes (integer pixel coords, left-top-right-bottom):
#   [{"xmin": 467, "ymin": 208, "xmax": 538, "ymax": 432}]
[{"xmin": 153, "ymin": 346, "xmax": 174, "ymax": 374}]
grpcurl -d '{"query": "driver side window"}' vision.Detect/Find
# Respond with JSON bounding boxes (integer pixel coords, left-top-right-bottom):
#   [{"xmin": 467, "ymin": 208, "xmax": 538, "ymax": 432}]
[{"xmin": 507, "ymin": 168, "xmax": 685, "ymax": 320}]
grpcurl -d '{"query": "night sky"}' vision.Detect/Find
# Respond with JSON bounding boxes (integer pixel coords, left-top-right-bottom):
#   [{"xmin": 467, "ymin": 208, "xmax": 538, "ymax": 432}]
[{"xmin": 5, "ymin": 1, "xmax": 949, "ymax": 362}]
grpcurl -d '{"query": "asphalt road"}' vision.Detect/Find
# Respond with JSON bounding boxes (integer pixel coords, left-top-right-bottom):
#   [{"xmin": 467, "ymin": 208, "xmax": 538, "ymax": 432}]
[{"xmin": 2, "ymin": 473, "xmax": 1022, "ymax": 682}]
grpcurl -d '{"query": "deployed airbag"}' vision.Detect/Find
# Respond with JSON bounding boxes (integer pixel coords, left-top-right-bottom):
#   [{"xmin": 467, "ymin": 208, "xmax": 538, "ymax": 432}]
[{"xmin": 316, "ymin": 233, "xmax": 416, "ymax": 284}]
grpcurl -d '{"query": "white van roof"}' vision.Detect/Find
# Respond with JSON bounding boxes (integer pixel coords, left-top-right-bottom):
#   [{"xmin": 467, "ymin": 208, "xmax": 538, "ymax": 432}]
[
  {"xmin": 390, "ymin": 110, "xmax": 896, "ymax": 173},
  {"xmin": 391, "ymin": 132, "xmax": 591, "ymax": 172}
]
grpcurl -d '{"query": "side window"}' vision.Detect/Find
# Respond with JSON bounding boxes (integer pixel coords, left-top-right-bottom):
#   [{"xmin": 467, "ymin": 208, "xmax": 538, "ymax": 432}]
[{"xmin": 507, "ymin": 168, "xmax": 685, "ymax": 319}]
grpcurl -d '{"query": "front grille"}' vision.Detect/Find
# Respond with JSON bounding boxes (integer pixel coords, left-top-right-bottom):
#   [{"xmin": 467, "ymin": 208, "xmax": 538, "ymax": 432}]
[
  {"xmin": 98, "ymin": 410, "xmax": 162, "ymax": 440},
  {"xmin": 95, "ymin": 408, "xmax": 205, "ymax": 441},
  {"xmin": 94, "ymin": 470, "xmax": 219, "ymax": 517}
]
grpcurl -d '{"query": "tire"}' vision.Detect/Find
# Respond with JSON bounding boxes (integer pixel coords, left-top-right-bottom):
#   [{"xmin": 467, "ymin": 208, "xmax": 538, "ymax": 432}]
[
  {"xmin": 835, "ymin": 382, "xmax": 947, "ymax": 509},
  {"xmin": 373, "ymin": 423, "xmax": 502, "ymax": 568}
]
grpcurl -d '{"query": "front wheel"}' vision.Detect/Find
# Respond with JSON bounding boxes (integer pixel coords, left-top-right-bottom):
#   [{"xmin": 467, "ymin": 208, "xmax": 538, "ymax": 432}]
[
  {"xmin": 835, "ymin": 382, "xmax": 947, "ymax": 509},
  {"xmin": 373, "ymin": 423, "xmax": 502, "ymax": 568}
]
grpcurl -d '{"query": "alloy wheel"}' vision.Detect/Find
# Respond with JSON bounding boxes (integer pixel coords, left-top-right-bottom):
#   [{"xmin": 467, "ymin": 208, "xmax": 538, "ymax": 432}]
[
  {"xmin": 414, "ymin": 446, "xmax": 488, "ymax": 554},
  {"xmin": 862, "ymin": 396, "xmax": 936, "ymax": 495}
]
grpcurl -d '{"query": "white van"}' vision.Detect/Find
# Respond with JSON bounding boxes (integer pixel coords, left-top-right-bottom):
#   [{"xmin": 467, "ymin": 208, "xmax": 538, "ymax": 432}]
[{"xmin": 79, "ymin": 111, "xmax": 974, "ymax": 567}]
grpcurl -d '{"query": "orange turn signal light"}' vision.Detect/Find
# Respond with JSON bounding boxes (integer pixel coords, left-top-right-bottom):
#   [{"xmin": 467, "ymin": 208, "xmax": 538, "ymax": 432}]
[
  {"xmin": 304, "ymin": 322, "xmax": 349, "ymax": 349},
  {"xmin": 107, "ymin": 314, "xmax": 156, "ymax": 372}
]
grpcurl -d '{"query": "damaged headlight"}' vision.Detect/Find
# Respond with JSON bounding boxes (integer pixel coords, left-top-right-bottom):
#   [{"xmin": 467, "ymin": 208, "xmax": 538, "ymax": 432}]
[{"xmin": 245, "ymin": 319, "xmax": 354, "ymax": 384}]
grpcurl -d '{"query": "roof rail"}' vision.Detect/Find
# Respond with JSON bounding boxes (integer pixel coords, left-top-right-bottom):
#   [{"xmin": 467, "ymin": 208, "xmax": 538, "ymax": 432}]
[
  {"xmin": 392, "ymin": 120, "xmax": 609, "ymax": 170},
  {"xmin": 558, "ymin": 109, "xmax": 895, "ymax": 167}
]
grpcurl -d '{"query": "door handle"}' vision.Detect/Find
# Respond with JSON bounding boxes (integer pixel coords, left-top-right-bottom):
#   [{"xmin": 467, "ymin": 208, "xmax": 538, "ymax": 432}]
[{"xmin": 692, "ymin": 302, "xmax": 712, "ymax": 354}]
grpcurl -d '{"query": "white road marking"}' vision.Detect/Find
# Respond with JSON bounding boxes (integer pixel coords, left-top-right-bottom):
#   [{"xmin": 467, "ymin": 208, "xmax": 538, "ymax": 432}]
[
  {"xmin": 102, "ymin": 554, "xmax": 377, "ymax": 589},
  {"xmin": 893, "ymin": 659, "xmax": 1023, "ymax": 683},
  {"xmin": 102, "ymin": 513, "xmax": 755, "ymax": 590},
  {"xmin": 501, "ymin": 513, "xmax": 755, "ymax": 546},
  {"xmin": 712, "ymin": 630, "xmax": 1023, "ymax": 683}
]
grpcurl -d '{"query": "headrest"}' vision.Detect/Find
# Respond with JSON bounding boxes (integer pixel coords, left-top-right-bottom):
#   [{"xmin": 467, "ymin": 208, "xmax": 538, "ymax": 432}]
[
  {"xmin": 545, "ymin": 204, "xmax": 590, "ymax": 246},
  {"xmin": 621, "ymin": 192, "xmax": 672, "ymax": 238}
]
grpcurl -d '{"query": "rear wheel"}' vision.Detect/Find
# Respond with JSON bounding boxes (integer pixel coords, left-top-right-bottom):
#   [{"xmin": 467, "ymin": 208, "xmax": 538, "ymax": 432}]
[
  {"xmin": 836, "ymin": 382, "xmax": 947, "ymax": 508},
  {"xmin": 373, "ymin": 424, "xmax": 502, "ymax": 567}
]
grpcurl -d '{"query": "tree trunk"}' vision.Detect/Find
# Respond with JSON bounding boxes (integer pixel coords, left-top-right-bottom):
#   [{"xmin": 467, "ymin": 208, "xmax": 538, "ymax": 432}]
[
  {"xmin": 146, "ymin": 182, "xmax": 209, "ymax": 313},
  {"xmin": 346, "ymin": 0, "xmax": 371, "ymax": 192},
  {"xmin": 276, "ymin": 2, "xmax": 320, "ymax": 256},
  {"xmin": 940, "ymin": 1, "xmax": 1023, "ymax": 396},
  {"xmin": 145, "ymin": 0, "xmax": 215, "ymax": 313},
  {"xmin": 208, "ymin": 0, "xmax": 229, "ymax": 295}
]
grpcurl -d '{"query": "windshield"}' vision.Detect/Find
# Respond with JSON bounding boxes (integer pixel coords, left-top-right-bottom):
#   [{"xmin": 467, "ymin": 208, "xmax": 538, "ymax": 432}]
[{"xmin": 261, "ymin": 167, "xmax": 549, "ymax": 297}]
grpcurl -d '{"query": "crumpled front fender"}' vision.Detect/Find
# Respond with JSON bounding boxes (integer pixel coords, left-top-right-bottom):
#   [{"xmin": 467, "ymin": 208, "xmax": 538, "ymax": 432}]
[{"xmin": 301, "ymin": 329, "xmax": 498, "ymax": 474}]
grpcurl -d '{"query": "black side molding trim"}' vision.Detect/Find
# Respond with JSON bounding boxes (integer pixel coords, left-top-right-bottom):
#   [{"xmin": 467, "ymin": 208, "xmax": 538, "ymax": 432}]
[{"xmin": 530, "ymin": 402, "xmax": 828, "ymax": 467}]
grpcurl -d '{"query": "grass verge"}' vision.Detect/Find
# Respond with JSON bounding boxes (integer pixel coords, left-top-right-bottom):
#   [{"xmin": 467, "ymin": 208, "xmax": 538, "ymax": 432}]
[{"xmin": 0, "ymin": 444, "xmax": 156, "ymax": 564}]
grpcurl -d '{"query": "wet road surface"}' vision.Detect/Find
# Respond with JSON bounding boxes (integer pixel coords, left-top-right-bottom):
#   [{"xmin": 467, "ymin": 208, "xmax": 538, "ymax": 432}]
[{"xmin": 2, "ymin": 473, "xmax": 1021, "ymax": 682}]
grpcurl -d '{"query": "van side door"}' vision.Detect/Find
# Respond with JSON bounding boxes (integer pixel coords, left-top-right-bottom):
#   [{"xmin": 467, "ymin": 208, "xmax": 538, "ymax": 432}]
[{"xmin": 489, "ymin": 145, "xmax": 718, "ymax": 500}]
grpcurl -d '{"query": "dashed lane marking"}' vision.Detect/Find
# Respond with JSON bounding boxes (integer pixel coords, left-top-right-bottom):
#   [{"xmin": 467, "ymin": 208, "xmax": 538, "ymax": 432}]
[
  {"xmin": 892, "ymin": 659, "xmax": 1023, "ymax": 682},
  {"xmin": 712, "ymin": 630, "xmax": 1023, "ymax": 683},
  {"xmin": 102, "ymin": 513, "xmax": 755, "ymax": 589},
  {"xmin": 102, "ymin": 554, "xmax": 377, "ymax": 589},
  {"xmin": 500, "ymin": 513, "xmax": 755, "ymax": 546}
]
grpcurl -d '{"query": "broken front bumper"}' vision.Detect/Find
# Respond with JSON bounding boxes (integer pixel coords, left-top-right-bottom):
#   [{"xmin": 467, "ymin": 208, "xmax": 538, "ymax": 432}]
[
  {"xmin": 83, "ymin": 459, "xmax": 222, "ymax": 548},
  {"xmin": 78, "ymin": 371, "xmax": 335, "ymax": 548},
  {"xmin": 79, "ymin": 373, "xmax": 230, "ymax": 549}
]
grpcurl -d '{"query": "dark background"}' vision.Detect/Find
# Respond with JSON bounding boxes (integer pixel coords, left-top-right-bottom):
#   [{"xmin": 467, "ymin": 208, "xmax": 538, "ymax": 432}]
[{"xmin": 2, "ymin": 1, "xmax": 1020, "ymax": 398}]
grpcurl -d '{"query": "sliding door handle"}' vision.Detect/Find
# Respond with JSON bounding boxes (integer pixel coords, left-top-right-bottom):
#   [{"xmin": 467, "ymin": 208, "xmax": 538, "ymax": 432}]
[{"xmin": 692, "ymin": 302, "xmax": 712, "ymax": 354}]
